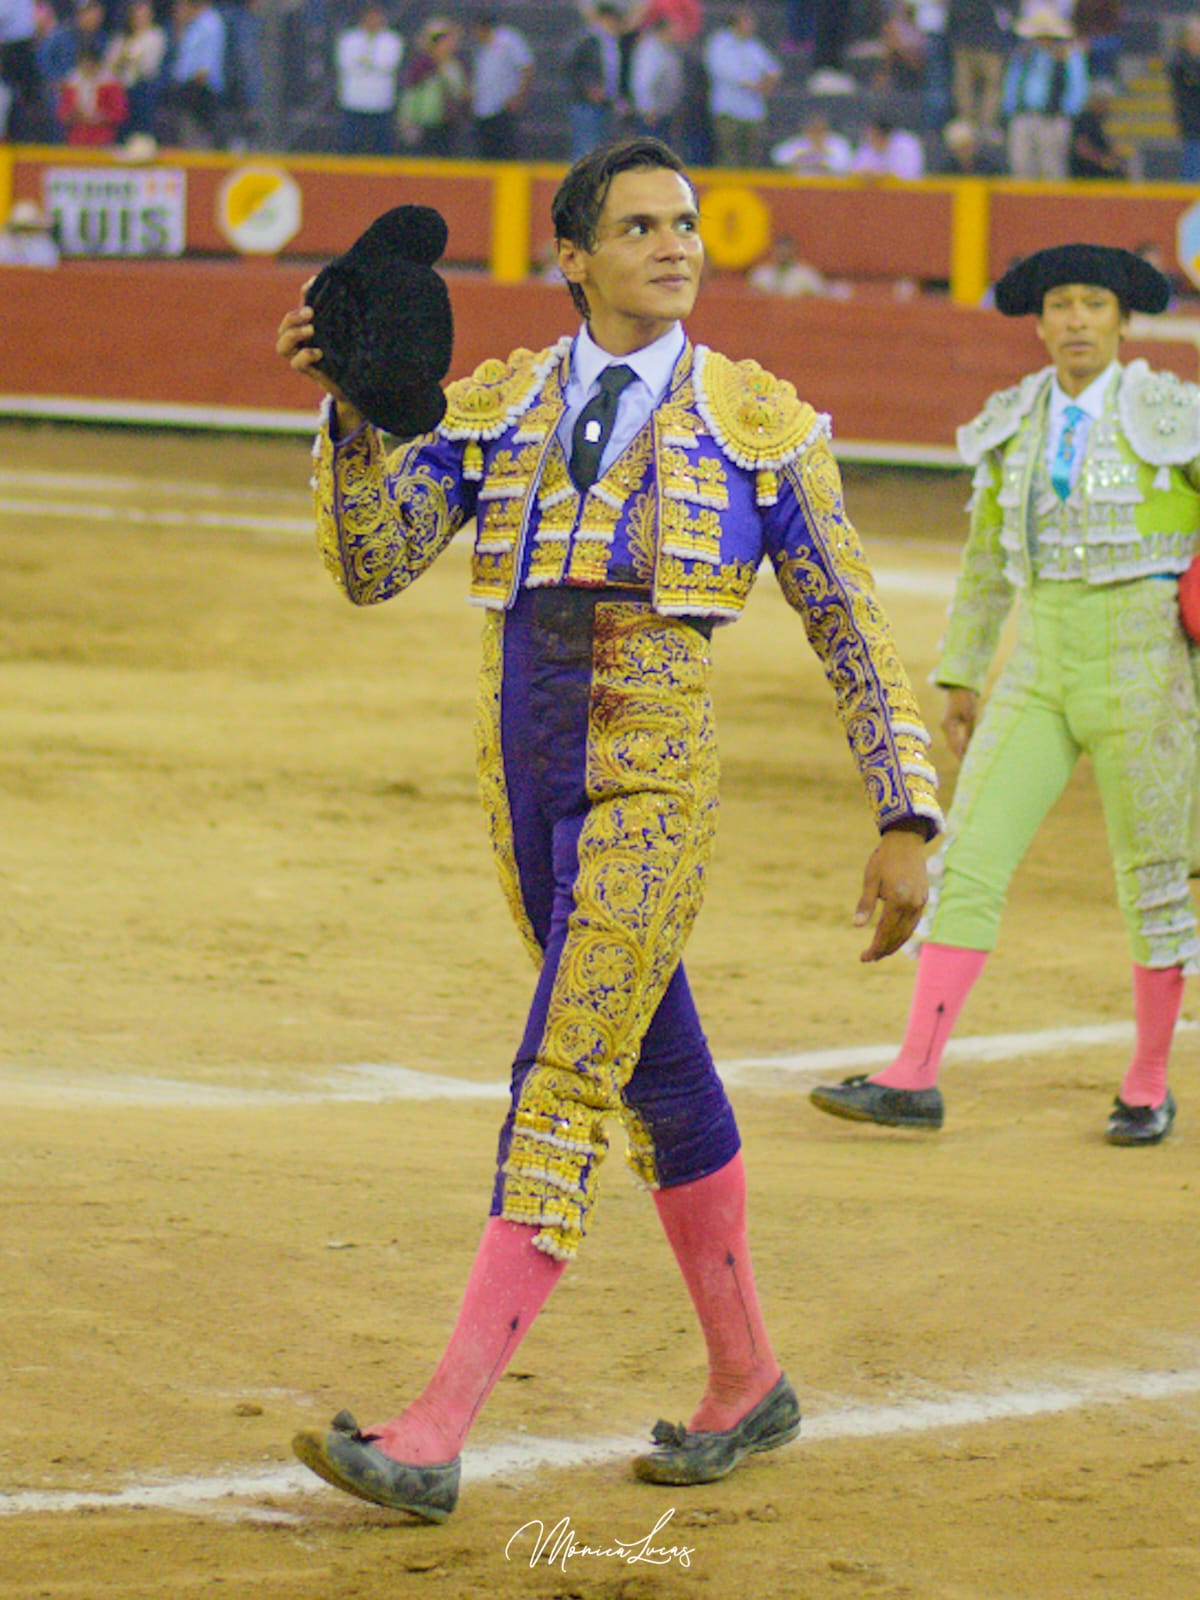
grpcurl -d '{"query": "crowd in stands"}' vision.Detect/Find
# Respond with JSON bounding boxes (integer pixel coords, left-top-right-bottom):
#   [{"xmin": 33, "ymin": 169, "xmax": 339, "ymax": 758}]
[{"xmin": 0, "ymin": 0, "xmax": 1197, "ymax": 186}]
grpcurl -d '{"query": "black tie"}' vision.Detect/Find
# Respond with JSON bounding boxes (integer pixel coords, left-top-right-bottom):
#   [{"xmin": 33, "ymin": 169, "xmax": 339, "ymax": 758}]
[{"xmin": 569, "ymin": 364, "xmax": 637, "ymax": 492}]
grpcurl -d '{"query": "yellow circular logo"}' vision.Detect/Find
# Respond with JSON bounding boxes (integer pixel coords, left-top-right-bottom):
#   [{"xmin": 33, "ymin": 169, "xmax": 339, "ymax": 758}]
[
  {"xmin": 216, "ymin": 166, "xmax": 302, "ymax": 255},
  {"xmin": 699, "ymin": 185, "xmax": 773, "ymax": 271}
]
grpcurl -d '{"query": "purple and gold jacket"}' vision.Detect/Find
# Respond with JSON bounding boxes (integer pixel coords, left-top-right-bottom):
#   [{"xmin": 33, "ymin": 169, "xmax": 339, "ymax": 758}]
[{"xmin": 312, "ymin": 335, "xmax": 942, "ymax": 837}]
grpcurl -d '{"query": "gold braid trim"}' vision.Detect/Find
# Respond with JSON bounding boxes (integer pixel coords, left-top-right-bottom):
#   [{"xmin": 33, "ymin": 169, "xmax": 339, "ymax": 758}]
[
  {"xmin": 439, "ymin": 337, "xmax": 571, "ymax": 442},
  {"xmin": 693, "ymin": 345, "xmax": 829, "ymax": 472}
]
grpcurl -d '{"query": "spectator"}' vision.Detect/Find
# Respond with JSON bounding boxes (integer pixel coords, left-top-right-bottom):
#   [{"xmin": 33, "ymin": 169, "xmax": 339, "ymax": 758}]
[
  {"xmin": 566, "ymin": 2, "xmax": 624, "ymax": 160},
  {"xmin": 1, "ymin": 0, "xmax": 48, "ymax": 139},
  {"xmin": 807, "ymin": 0, "xmax": 854, "ymax": 94},
  {"xmin": 932, "ymin": 112, "xmax": 1006, "ymax": 171},
  {"xmin": 703, "ymin": 4, "xmax": 780, "ymax": 168},
  {"xmin": 1071, "ymin": 0, "xmax": 1120, "ymax": 87},
  {"xmin": 917, "ymin": 0, "xmax": 953, "ymax": 130},
  {"xmin": 1069, "ymin": 79, "xmax": 1126, "ymax": 177},
  {"xmin": 874, "ymin": 0, "xmax": 928, "ymax": 93},
  {"xmin": 780, "ymin": 0, "xmax": 812, "ymax": 56},
  {"xmin": 947, "ymin": 0, "xmax": 1010, "ymax": 143},
  {"xmin": 1134, "ymin": 240, "xmax": 1188, "ymax": 311},
  {"xmin": 33, "ymin": 0, "xmax": 73, "ymax": 109},
  {"xmin": 396, "ymin": 16, "xmax": 465, "ymax": 156},
  {"xmin": 625, "ymin": 0, "xmax": 703, "ymax": 45},
  {"xmin": 629, "ymin": 11, "xmax": 682, "ymax": 140},
  {"xmin": 747, "ymin": 234, "xmax": 830, "ymax": 296},
  {"xmin": 334, "ymin": 2, "xmax": 402, "ymax": 156},
  {"xmin": 56, "ymin": 35, "xmax": 125, "ymax": 141},
  {"xmin": 1003, "ymin": 6, "xmax": 1087, "ymax": 179},
  {"xmin": 105, "ymin": 0, "xmax": 164, "ymax": 139},
  {"xmin": 770, "ymin": 109, "xmax": 853, "ymax": 174},
  {"xmin": 1169, "ymin": 18, "xmax": 1200, "ymax": 184},
  {"xmin": 852, "ymin": 115, "xmax": 927, "ymax": 178},
  {"xmin": 675, "ymin": 23, "xmax": 712, "ymax": 162},
  {"xmin": 73, "ymin": 0, "xmax": 106, "ymax": 62},
  {"xmin": 163, "ymin": 0, "xmax": 226, "ymax": 148},
  {"xmin": 468, "ymin": 6, "xmax": 532, "ymax": 160},
  {"xmin": 219, "ymin": 0, "xmax": 263, "ymax": 147},
  {"xmin": 0, "ymin": 196, "xmax": 59, "ymax": 262}
]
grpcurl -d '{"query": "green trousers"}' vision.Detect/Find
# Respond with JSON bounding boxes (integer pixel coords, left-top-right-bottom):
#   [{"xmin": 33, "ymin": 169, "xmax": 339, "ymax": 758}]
[{"xmin": 932, "ymin": 578, "xmax": 1200, "ymax": 972}]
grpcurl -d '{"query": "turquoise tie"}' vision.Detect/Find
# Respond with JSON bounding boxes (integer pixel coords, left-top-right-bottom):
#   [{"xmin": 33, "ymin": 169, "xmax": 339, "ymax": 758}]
[{"xmin": 1051, "ymin": 404, "xmax": 1086, "ymax": 501}]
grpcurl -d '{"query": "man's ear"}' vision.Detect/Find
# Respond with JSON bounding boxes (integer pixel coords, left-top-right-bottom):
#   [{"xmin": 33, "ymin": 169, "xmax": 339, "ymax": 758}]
[{"xmin": 556, "ymin": 236, "xmax": 588, "ymax": 286}]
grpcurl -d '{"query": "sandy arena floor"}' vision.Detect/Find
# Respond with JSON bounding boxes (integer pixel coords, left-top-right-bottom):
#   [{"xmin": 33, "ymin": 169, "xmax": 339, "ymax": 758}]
[{"xmin": 0, "ymin": 422, "xmax": 1196, "ymax": 1600}]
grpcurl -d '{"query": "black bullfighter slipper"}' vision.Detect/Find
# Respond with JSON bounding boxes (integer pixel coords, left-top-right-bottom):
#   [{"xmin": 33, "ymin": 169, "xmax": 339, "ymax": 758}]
[
  {"xmin": 1105, "ymin": 1091, "xmax": 1176, "ymax": 1147},
  {"xmin": 292, "ymin": 1410, "xmax": 460, "ymax": 1521},
  {"xmin": 632, "ymin": 1373, "xmax": 801, "ymax": 1486},
  {"xmin": 809, "ymin": 1073, "xmax": 944, "ymax": 1130}
]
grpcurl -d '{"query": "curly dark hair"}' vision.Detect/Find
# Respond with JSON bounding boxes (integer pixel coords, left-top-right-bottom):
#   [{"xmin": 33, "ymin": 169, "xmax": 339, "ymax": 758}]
[{"xmin": 550, "ymin": 136, "xmax": 695, "ymax": 320}]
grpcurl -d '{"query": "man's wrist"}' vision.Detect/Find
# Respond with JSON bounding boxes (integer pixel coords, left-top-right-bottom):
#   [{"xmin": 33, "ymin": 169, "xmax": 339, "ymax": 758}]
[{"xmin": 881, "ymin": 817, "xmax": 934, "ymax": 840}]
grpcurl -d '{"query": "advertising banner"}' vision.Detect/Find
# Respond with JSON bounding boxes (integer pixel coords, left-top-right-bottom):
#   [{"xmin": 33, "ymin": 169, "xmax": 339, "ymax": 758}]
[{"xmin": 44, "ymin": 167, "xmax": 187, "ymax": 257}]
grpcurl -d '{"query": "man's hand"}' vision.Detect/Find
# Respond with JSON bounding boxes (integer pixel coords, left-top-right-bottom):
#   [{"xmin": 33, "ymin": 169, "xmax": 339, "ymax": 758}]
[
  {"xmin": 854, "ymin": 826, "xmax": 929, "ymax": 963},
  {"xmin": 275, "ymin": 289, "xmax": 364, "ymax": 435},
  {"xmin": 941, "ymin": 687, "xmax": 979, "ymax": 762}
]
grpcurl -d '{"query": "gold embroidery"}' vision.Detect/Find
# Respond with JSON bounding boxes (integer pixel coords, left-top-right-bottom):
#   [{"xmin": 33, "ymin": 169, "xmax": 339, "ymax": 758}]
[
  {"xmin": 474, "ymin": 612, "xmax": 541, "ymax": 965},
  {"xmin": 527, "ymin": 539, "xmax": 570, "ymax": 585},
  {"xmin": 441, "ymin": 340, "xmax": 569, "ymax": 440},
  {"xmin": 779, "ymin": 452, "xmax": 942, "ymax": 830},
  {"xmin": 470, "ymin": 546, "xmax": 518, "ymax": 606},
  {"xmin": 694, "ymin": 347, "xmax": 819, "ymax": 470},
  {"xmin": 655, "ymin": 552, "xmax": 758, "ymax": 615},
  {"xmin": 627, "ymin": 489, "xmax": 658, "ymax": 585},
  {"xmin": 477, "ymin": 495, "xmax": 527, "ymax": 548},
  {"xmin": 316, "ymin": 427, "xmax": 464, "ymax": 605},
  {"xmin": 564, "ymin": 428, "xmax": 654, "ymax": 586},
  {"xmin": 660, "ymin": 445, "xmax": 730, "ymax": 509},
  {"xmin": 501, "ymin": 605, "xmax": 719, "ymax": 1258},
  {"xmin": 660, "ymin": 496, "xmax": 723, "ymax": 565}
]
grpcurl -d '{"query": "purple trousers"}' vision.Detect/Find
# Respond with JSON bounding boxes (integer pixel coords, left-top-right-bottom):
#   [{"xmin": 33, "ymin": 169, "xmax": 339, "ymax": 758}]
[{"xmin": 476, "ymin": 587, "xmax": 741, "ymax": 1259}]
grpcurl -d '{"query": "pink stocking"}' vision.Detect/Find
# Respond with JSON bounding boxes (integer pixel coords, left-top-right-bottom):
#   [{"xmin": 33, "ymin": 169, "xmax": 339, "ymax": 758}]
[
  {"xmin": 369, "ymin": 1216, "xmax": 564, "ymax": 1465},
  {"xmin": 871, "ymin": 942, "xmax": 988, "ymax": 1090},
  {"xmin": 1119, "ymin": 963, "xmax": 1184, "ymax": 1108},
  {"xmin": 653, "ymin": 1152, "xmax": 781, "ymax": 1433}
]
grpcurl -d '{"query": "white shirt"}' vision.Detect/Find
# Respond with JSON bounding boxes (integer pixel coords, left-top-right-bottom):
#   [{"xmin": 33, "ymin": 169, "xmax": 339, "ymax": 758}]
[
  {"xmin": 851, "ymin": 128, "xmax": 926, "ymax": 179},
  {"xmin": 0, "ymin": 0, "xmax": 34, "ymax": 44},
  {"xmin": 1045, "ymin": 362, "xmax": 1117, "ymax": 491},
  {"xmin": 0, "ymin": 228, "xmax": 59, "ymax": 266},
  {"xmin": 107, "ymin": 25, "xmax": 167, "ymax": 89},
  {"xmin": 558, "ymin": 321, "xmax": 686, "ymax": 479},
  {"xmin": 748, "ymin": 258, "xmax": 827, "ymax": 297},
  {"xmin": 336, "ymin": 26, "xmax": 404, "ymax": 113},
  {"xmin": 471, "ymin": 25, "xmax": 532, "ymax": 118},
  {"xmin": 771, "ymin": 129, "xmax": 854, "ymax": 175},
  {"xmin": 704, "ymin": 28, "xmax": 780, "ymax": 122},
  {"xmin": 630, "ymin": 30, "xmax": 683, "ymax": 120}
]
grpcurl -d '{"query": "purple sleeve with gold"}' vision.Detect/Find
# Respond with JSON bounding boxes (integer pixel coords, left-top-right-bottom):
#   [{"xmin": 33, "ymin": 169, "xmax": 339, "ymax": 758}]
[
  {"xmin": 311, "ymin": 396, "xmax": 478, "ymax": 605},
  {"xmin": 764, "ymin": 436, "xmax": 943, "ymax": 838}
]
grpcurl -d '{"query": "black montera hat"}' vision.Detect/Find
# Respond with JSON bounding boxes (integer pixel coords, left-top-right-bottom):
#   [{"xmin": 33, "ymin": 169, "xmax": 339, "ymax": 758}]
[
  {"xmin": 994, "ymin": 243, "xmax": 1170, "ymax": 317},
  {"xmin": 306, "ymin": 205, "xmax": 454, "ymax": 438}
]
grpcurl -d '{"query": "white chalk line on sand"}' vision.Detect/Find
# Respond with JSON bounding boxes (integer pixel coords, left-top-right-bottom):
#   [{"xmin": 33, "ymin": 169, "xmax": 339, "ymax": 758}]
[
  {"xmin": 0, "ymin": 495, "xmax": 313, "ymax": 539},
  {"xmin": 0, "ymin": 473, "xmax": 957, "ymax": 594},
  {"xmin": 2, "ymin": 1365, "xmax": 1197, "ymax": 1523},
  {"xmin": 0, "ymin": 1020, "xmax": 1190, "ymax": 1110}
]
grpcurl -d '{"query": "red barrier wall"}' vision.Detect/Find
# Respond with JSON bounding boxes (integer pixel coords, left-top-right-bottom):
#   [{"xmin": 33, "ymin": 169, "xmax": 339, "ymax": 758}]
[
  {"xmin": 15, "ymin": 149, "xmax": 1199, "ymax": 283},
  {"xmin": 6, "ymin": 260, "xmax": 1198, "ymax": 448}
]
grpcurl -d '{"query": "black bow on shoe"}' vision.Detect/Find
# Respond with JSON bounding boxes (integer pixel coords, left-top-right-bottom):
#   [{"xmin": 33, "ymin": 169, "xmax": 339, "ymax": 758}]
[{"xmin": 648, "ymin": 1418, "xmax": 689, "ymax": 1448}]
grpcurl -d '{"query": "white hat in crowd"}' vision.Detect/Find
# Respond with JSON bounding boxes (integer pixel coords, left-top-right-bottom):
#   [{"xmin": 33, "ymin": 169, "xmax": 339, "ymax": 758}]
[
  {"xmin": 1016, "ymin": 6, "xmax": 1074, "ymax": 40},
  {"xmin": 7, "ymin": 200, "xmax": 50, "ymax": 231}
]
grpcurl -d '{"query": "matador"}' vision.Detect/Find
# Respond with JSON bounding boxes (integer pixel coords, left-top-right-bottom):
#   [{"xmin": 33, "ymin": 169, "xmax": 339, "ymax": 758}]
[{"xmin": 280, "ymin": 137, "xmax": 942, "ymax": 1520}]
